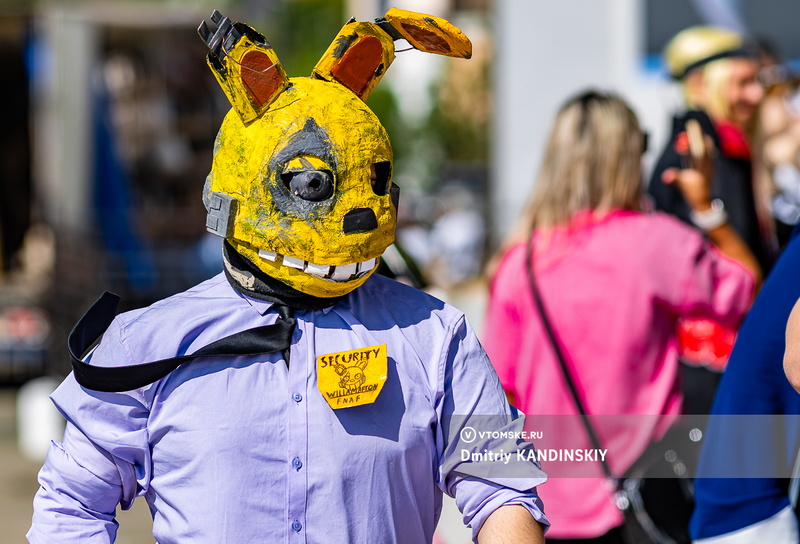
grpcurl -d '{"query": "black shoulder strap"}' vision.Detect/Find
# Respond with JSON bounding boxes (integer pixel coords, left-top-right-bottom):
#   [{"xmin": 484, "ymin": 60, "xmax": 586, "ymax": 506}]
[
  {"xmin": 524, "ymin": 239, "xmax": 616, "ymax": 482},
  {"xmin": 68, "ymin": 291, "xmax": 295, "ymax": 392}
]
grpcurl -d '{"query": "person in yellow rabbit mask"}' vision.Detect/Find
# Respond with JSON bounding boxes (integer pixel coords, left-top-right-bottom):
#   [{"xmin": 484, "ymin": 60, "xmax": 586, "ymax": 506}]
[{"xmin": 28, "ymin": 9, "xmax": 548, "ymax": 544}]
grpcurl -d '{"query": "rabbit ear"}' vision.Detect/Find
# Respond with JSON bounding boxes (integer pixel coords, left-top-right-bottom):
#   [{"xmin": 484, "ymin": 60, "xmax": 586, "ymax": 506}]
[
  {"xmin": 198, "ymin": 10, "xmax": 289, "ymax": 124},
  {"xmin": 312, "ymin": 9, "xmax": 472, "ymax": 102},
  {"xmin": 379, "ymin": 8, "xmax": 472, "ymax": 59},
  {"xmin": 312, "ymin": 19, "xmax": 396, "ymax": 101}
]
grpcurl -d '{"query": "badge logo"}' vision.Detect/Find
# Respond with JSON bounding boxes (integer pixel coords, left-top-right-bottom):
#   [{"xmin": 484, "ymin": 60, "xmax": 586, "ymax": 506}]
[{"xmin": 317, "ymin": 344, "xmax": 387, "ymax": 408}]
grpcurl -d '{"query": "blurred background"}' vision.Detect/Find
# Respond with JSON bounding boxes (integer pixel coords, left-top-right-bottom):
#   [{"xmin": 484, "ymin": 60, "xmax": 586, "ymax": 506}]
[{"xmin": 0, "ymin": 0, "xmax": 799, "ymax": 542}]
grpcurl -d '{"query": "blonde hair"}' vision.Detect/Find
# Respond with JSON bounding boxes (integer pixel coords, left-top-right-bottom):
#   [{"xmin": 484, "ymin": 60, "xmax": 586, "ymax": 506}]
[
  {"xmin": 701, "ymin": 59, "xmax": 742, "ymax": 122},
  {"xmin": 486, "ymin": 91, "xmax": 644, "ymax": 277},
  {"xmin": 514, "ymin": 91, "xmax": 643, "ymax": 230}
]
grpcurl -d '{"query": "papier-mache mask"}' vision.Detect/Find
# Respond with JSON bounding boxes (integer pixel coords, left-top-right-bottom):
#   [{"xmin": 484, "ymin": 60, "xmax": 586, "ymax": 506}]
[{"xmin": 198, "ymin": 9, "xmax": 472, "ymax": 297}]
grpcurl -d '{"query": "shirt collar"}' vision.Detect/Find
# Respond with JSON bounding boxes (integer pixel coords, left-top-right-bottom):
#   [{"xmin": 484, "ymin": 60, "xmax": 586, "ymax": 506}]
[{"xmin": 228, "ymin": 281, "xmax": 337, "ymax": 316}]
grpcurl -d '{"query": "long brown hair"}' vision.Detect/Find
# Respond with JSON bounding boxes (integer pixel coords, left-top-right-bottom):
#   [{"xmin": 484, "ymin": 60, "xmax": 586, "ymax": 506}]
[{"xmin": 488, "ymin": 90, "xmax": 645, "ymax": 275}]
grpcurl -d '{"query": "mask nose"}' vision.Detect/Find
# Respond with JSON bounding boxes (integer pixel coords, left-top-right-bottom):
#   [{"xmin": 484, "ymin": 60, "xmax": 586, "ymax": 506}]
[
  {"xmin": 343, "ymin": 208, "xmax": 378, "ymax": 234},
  {"xmin": 281, "ymin": 169, "xmax": 334, "ymax": 201}
]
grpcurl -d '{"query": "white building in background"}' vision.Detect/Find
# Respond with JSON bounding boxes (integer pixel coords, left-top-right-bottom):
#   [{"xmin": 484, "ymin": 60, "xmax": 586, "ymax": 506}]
[{"xmin": 491, "ymin": 0, "xmax": 673, "ymax": 244}]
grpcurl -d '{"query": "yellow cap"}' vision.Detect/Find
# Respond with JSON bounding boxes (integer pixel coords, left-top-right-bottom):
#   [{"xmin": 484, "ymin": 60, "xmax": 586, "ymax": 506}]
[{"xmin": 664, "ymin": 26, "xmax": 749, "ymax": 80}]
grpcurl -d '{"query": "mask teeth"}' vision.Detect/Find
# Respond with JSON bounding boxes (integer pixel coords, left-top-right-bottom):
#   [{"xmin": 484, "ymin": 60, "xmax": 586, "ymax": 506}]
[
  {"xmin": 330, "ymin": 263, "xmax": 358, "ymax": 281},
  {"xmin": 258, "ymin": 249, "xmax": 278, "ymax": 261},
  {"xmin": 282, "ymin": 256, "xmax": 305, "ymax": 270},
  {"xmin": 358, "ymin": 257, "xmax": 378, "ymax": 275},
  {"xmin": 259, "ymin": 250, "xmax": 380, "ymax": 282},
  {"xmin": 305, "ymin": 262, "xmax": 332, "ymax": 278}
]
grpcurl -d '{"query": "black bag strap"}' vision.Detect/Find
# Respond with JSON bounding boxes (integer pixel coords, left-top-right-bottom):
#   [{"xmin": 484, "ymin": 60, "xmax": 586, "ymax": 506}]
[
  {"xmin": 524, "ymin": 239, "xmax": 618, "ymax": 483},
  {"xmin": 68, "ymin": 291, "xmax": 295, "ymax": 393},
  {"xmin": 525, "ymin": 237, "xmax": 675, "ymax": 544}
]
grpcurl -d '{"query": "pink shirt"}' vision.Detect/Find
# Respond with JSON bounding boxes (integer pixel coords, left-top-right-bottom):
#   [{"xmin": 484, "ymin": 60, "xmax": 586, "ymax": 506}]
[{"xmin": 482, "ymin": 210, "xmax": 754, "ymax": 538}]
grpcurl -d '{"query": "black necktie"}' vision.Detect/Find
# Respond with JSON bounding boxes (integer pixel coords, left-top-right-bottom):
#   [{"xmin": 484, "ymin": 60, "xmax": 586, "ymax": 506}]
[{"xmin": 69, "ymin": 291, "xmax": 296, "ymax": 392}]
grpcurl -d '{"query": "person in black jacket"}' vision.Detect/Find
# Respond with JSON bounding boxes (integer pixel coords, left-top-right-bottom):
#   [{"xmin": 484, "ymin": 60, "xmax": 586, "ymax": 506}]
[
  {"xmin": 648, "ymin": 27, "xmax": 771, "ymax": 417},
  {"xmin": 649, "ymin": 26, "xmax": 772, "ymax": 274}
]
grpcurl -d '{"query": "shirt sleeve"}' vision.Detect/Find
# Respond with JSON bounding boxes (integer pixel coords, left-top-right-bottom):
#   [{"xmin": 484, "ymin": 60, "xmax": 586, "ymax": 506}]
[
  {"xmin": 690, "ymin": 233, "xmax": 800, "ymax": 539},
  {"xmin": 27, "ymin": 318, "xmax": 152, "ymax": 543},
  {"xmin": 656, "ymin": 220, "xmax": 754, "ymax": 326},
  {"xmin": 435, "ymin": 313, "xmax": 549, "ymax": 542}
]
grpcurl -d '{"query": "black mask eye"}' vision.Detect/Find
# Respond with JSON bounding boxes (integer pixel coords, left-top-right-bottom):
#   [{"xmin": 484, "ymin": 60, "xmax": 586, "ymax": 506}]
[
  {"xmin": 370, "ymin": 161, "xmax": 391, "ymax": 196},
  {"xmin": 281, "ymin": 169, "xmax": 334, "ymax": 201}
]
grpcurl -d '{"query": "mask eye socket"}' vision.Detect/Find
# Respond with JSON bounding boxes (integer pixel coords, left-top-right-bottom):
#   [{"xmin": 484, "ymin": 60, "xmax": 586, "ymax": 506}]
[
  {"xmin": 370, "ymin": 161, "xmax": 392, "ymax": 196},
  {"xmin": 282, "ymin": 169, "xmax": 334, "ymax": 201}
]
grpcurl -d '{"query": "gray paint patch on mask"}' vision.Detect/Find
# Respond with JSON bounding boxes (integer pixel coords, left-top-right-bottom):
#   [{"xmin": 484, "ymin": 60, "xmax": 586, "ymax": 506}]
[{"xmin": 266, "ymin": 118, "xmax": 340, "ymax": 220}]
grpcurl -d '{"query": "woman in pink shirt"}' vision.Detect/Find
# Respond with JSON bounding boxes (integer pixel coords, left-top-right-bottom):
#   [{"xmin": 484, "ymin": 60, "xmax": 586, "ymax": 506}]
[{"xmin": 482, "ymin": 91, "xmax": 759, "ymax": 543}]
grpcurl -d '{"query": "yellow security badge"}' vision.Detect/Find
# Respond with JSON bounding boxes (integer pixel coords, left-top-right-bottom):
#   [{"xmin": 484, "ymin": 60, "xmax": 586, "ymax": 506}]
[{"xmin": 318, "ymin": 345, "xmax": 387, "ymax": 409}]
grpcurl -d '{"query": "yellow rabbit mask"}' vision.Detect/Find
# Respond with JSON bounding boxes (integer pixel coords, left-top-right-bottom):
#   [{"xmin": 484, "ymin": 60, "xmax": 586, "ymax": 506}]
[{"xmin": 198, "ymin": 9, "xmax": 471, "ymax": 297}]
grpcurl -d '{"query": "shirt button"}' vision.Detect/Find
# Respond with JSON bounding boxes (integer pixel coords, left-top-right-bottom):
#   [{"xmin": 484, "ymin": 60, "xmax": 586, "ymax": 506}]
[
  {"xmin": 292, "ymin": 392, "xmax": 303, "ymax": 402},
  {"xmin": 292, "ymin": 520, "xmax": 302, "ymax": 532},
  {"xmin": 292, "ymin": 456, "xmax": 303, "ymax": 470}
]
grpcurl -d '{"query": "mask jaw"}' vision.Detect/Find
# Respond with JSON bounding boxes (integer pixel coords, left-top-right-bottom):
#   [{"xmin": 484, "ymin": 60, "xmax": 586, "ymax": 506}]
[{"xmin": 229, "ymin": 238, "xmax": 382, "ymax": 298}]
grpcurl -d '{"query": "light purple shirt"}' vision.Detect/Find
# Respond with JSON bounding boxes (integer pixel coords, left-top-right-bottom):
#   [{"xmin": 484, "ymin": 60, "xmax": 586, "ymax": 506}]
[{"xmin": 28, "ymin": 273, "xmax": 548, "ymax": 543}]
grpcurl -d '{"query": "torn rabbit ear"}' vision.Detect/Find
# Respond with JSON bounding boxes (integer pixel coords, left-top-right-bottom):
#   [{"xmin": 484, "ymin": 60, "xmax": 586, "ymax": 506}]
[
  {"xmin": 379, "ymin": 8, "xmax": 473, "ymax": 59},
  {"xmin": 198, "ymin": 10, "xmax": 289, "ymax": 124},
  {"xmin": 312, "ymin": 8, "xmax": 472, "ymax": 102}
]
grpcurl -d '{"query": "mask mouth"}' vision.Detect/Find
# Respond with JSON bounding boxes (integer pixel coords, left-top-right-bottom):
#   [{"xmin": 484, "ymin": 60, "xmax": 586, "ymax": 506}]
[{"xmin": 258, "ymin": 248, "xmax": 379, "ymax": 282}]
